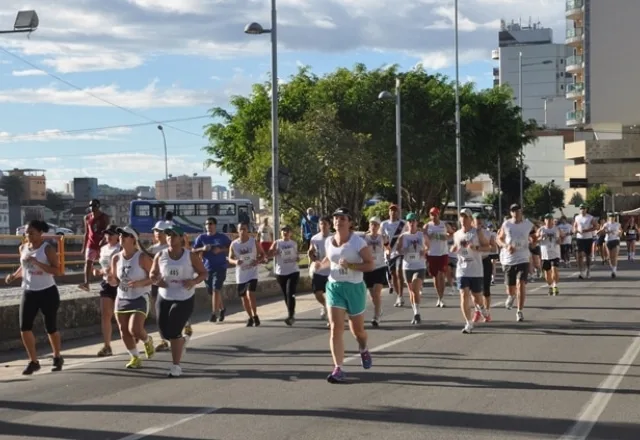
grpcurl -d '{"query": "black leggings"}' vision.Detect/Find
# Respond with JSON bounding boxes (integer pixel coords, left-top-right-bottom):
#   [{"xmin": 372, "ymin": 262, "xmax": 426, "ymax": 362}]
[
  {"xmin": 156, "ymin": 295, "xmax": 195, "ymax": 340},
  {"xmin": 276, "ymin": 272, "xmax": 299, "ymax": 319},
  {"xmin": 20, "ymin": 285, "xmax": 60, "ymax": 333},
  {"xmin": 482, "ymin": 258, "xmax": 492, "ymax": 297}
]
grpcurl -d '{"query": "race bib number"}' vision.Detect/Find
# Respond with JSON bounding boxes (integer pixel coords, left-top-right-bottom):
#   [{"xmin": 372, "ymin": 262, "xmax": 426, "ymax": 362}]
[
  {"xmin": 513, "ymin": 240, "xmax": 526, "ymax": 249},
  {"xmin": 406, "ymin": 252, "xmax": 418, "ymax": 261},
  {"xmin": 241, "ymin": 254, "xmax": 253, "ymax": 269},
  {"xmin": 166, "ymin": 267, "xmax": 182, "ymax": 283},
  {"xmin": 120, "ymin": 284, "xmax": 129, "ymax": 293},
  {"xmin": 331, "ymin": 262, "xmax": 351, "ymax": 277},
  {"xmin": 282, "ymin": 248, "xmax": 296, "ymax": 263}
]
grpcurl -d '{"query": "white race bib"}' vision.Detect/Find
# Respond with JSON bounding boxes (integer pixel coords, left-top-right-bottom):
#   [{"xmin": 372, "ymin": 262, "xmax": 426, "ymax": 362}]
[
  {"xmin": 241, "ymin": 254, "xmax": 253, "ymax": 270},
  {"xmin": 331, "ymin": 261, "xmax": 351, "ymax": 277}
]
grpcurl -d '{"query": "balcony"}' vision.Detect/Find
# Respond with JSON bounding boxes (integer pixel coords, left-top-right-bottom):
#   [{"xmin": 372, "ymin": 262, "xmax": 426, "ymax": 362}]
[
  {"xmin": 491, "ymin": 49, "xmax": 499, "ymax": 60},
  {"xmin": 566, "ymin": 110, "xmax": 585, "ymax": 126},
  {"xmin": 492, "ymin": 67, "xmax": 499, "ymax": 78},
  {"xmin": 566, "ymin": 27, "xmax": 584, "ymax": 46},
  {"xmin": 566, "ymin": 0, "xmax": 584, "ymax": 20},
  {"xmin": 564, "ymin": 140, "xmax": 586, "ymax": 160},
  {"xmin": 566, "ymin": 82, "xmax": 585, "ymax": 99},
  {"xmin": 566, "ymin": 55, "xmax": 584, "ymax": 73}
]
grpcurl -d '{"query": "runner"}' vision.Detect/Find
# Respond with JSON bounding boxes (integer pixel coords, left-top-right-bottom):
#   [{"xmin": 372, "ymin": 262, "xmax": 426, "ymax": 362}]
[
  {"xmin": 380, "ymin": 204, "xmax": 405, "ymax": 306},
  {"xmin": 150, "ymin": 224, "xmax": 207, "ymax": 377},
  {"xmin": 573, "ymin": 204, "xmax": 597, "ymax": 279},
  {"xmin": 537, "ymin": 214, "xmax": 563, "ymax": 295},
  {"xmin": 108, "ymin": 225, "xmax": 155, "ymax": 369},
  {"xmin": 257, "ymin": 218, "xmax": 274, "ymax": 255},
  {"xmin": 451, "ymin": 209, "xmax": 490, "ymax": 333},
  {"xmin": 624, "ymin": 217, "xmax": 637, "ymax": 261},
  {"xmin": 363, "ymin": 216, "xmax": 387, "ymax": 327},
  {"xmin": 228, "ymin": 222, "xmax": 266, "ymax": 326},
  {"xmin": 601, "ymin": 212, "xmax": 621, "ymax": 278},
  {"xmin": 446, "ymin": 226, "xmax": 458, "ymax": 295},
  {"xmin": 556, "ymin": 216, "xmax": 573, "ymax": 267},
  {"xmin": 308, "ymin": 216, "xmax": 332, "ymax": 322},
  {"xmin": 496, "ymin": 204, "xmax": 533, "ymax": 322},
  {"xmin": 397, "ymin": 213, "xmax": 429, "ymax": 325},
  {"xmin": 4, "ymin": 220, "xmax": 64, "ymax": 375},
  {"xmin": 78, "ymin": 199, "xmax": 110, "ymax": 292},
  {"xmin": 424, "ymin": 207, "xmax": 452, "ymax": 308},
  {"xmin": 270, "ymin": 225, "xmax": 300, "ymax": 326},
  {"xmin": 473, "ymin": 212, "xmax": 495, "ymax": 323},
  {"xmin": 528, "ymin": 223, "xmax": 542, "ymax": 281},
  {"xmin": 192, "ymin": 217, "xmax": 231, "ymax": 323},
  {"xmin": 594, "ymin": 218, "xmax": 607, "ymax": 265},
  {"xmin": 93, "ymin": 224, "xmax": 120, "ymax": 357},
  {"xmin": 313, "ymin": 207, "xmax": 374, "ymax": 384}
]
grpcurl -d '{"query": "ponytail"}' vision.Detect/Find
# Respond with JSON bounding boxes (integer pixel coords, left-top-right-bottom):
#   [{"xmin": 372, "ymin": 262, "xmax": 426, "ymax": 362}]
[{"xmin": 135, "ymin": 236, "xmax": 154, "ymax": 259}]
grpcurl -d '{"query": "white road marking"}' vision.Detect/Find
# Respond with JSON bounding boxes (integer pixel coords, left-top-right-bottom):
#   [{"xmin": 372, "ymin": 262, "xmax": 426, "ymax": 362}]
[
  {"xmin": 116, "ymin": 406, "xmax": 219, "ymax": 440},
  {"xmin": 344, "ymin": 332, "xmax": 424, "ymax": 364},
  {"xmin": 559, "ymin": 333, "xmax": 640, "ymax": 440}
]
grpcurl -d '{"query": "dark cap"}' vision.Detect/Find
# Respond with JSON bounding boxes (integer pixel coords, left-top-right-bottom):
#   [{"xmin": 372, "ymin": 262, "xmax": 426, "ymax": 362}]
[
  {"xmin": 472, "ymin": 212, "xmax": 486, "ymax": 219},
  {"xmin": 388, "ymin": 204, "xmax": 399, "ymax": 211},
  {"xmin": 544, "ymin": 213, "xmax": 554, "ymax": 219},
  {"xmin": 280, "ymin": 225, "xmax": 291, "ymax": 231},
  {"xmin": 510, "ymin": 203, "xmax": 521, "ymax": 211},
  {"xmin": 332, "ymin": 207, "xmax": 352, "ymax": 218},
  {"xmin": 163, "ymin": 224, "xmax": 185, "ymax": 236},
  {"xmin": 89, "ymin": 199, "xmax": 100, "ymax": 207},
  {"xmin": 115, "ymin": 225, "xmax": 140, "ymax": 240},
  {"xmin": 103, "ymin": 224, "xmax": 119, "ymax": 235},
  {"xmin": 579, "ymin": 203, "xmax": 587, "ymax": 209}
]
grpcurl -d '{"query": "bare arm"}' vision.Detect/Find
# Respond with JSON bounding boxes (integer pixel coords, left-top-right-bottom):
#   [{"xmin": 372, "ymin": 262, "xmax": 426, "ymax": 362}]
[
  {"xmin": 477, "ymin": 229, "xmax": 490, "ymax": 251},
  {"xmin": 34, "ymin": 244, "xmax": 60, "ymax": 275},
  {"xmin": 108, "ymin": 254, "xmax": 120, "ymax": 287}
]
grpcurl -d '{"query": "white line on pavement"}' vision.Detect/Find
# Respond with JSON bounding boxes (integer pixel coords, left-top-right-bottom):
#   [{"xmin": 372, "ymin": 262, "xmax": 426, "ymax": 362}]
[
  {"xmin": 559, "ymin": 332, "xmax": 640, "ymax": 440},
  {"xmin": 116, "ymin": 406, "xmax": 219, "ymax": 440}
]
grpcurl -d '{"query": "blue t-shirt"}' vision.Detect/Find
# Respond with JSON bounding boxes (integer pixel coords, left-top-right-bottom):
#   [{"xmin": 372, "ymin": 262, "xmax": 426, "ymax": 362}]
[
  {"xmin": 301, "ymin": 215, "xmax": 319, "ymax": 240},
  {"xmin": 194, "ymin": 232, "xmax": 232, "ymax": 271}
]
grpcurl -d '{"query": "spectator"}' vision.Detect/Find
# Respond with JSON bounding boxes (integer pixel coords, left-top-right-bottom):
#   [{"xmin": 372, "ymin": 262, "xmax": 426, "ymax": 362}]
[{"xmin": 300, "ymin": 208, "xmax": 319, "ymax": 250}]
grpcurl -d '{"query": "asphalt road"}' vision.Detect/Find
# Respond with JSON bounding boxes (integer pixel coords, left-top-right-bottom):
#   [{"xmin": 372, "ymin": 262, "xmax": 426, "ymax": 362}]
[{"xmin": 0, "ymin": 261, "xmax": 639, "ymax": 440}]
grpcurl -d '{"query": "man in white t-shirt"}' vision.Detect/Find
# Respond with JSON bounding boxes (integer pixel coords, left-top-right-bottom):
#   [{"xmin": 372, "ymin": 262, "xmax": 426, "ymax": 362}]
[
  {"xmin": 572, "ymin": 204, "xmax": 597, "ymax": 279},
  {"xmin": 380, "ymin": 204, "xmax": 406, "ymax": 307},
  {"xmin": 257, "ymin": 218, "xmax": 274, "ymax": 254}
]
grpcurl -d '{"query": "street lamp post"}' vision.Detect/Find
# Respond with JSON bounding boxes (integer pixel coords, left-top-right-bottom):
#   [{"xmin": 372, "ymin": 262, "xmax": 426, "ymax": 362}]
[
  {"xmin": 518, "ymin": 54, "xmax": 553, "ymax": 207},
  {"xmin": 157, "ymin": 125, "xmax": 169, "ymax": 199},
  {"xmin": 378, "ymin": 78, "xmax": 402, "ymax": 211},
  {"xmin": 245, "ymin": 0, "xmax": 280, "ymax": 232},
  {"xmin": 454, "ymin": 0, "xmax": 462, "ymax": 212},
  {"xmin": 497, "ymin": 155, "xmax": 502, "ymax": 218},
  {"xmin": 0, "ymin": 10, "xmax": 38, "ymax": 34}
]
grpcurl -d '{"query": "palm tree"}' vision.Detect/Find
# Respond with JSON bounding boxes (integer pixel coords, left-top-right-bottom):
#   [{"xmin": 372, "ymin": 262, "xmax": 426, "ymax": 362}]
[{"xmin": 0, "ymin": 174, "xmax": 25, "ymax": 231}]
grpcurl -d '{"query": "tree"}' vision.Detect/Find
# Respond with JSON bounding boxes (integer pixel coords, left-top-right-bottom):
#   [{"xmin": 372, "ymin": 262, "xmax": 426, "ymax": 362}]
[
  {"xmin": 363, "ymin": 201, "xmax": 392, "ymax": 222},
  {"xmin": 204, "ymin": 64, "xmax": 537, "ymax": 222},
  {"xmin": 585, "ymin": 184, "xmax": 611, "ymax": 218},
  {"xmin": 569, "ymin": 191, "xmax": 584, "ymax": 207},
  {"xmin": 44, "ymin": 190, "xmax": 66, "ymax": 212},
  {"xmin": 523, "ymin": 182, "xmax": 565, "ymax": 219}
]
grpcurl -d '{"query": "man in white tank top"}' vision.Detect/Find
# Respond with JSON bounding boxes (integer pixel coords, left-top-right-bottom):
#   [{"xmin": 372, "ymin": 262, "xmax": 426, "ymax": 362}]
[
  {"xmin": 496, "ymin": 203, "xmax": 533, "ymax": 322},
  {"xmin": 424, "ymin": 207, "xmax": 453, "ymax": 308},
  {"xmin": 572, "ymin": 204, "xmax": 597, "ymax": 279},
  {"xmin": 538, "ymin": 213, "xmax": 563, "ymax": 295}
]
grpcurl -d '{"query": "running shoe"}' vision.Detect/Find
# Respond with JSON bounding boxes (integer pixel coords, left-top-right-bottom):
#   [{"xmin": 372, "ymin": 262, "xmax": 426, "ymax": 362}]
[
  {"xmin": 22, "ymin": 361, "xmax": 40, "ymax": 375},
  {"xmin": 327, "ymin": 366, "xmax": 346, "ymax": 383},
  {"xmin": 126, "ymin": 356, "xmax": 142, "ymax": 369},
  {"xmin": 360, "ymin": 350, "xmax": 372, "ymax": 369},
  {"xmin": 143, "ymin": 336, "xmax": 155, "ymax": 359}
]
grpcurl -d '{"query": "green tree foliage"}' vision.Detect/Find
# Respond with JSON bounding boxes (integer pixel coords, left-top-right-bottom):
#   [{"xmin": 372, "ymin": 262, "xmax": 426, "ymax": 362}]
[
  {"xmin": 569, "ymin": 191, "xmax": 585, "ymax": 207},
  {"xmin": 363, "ymin": 201, "xmax": 392, "ymax": 222},
  {"xmin": 585, "ymin": 184, "xmax": 611, "ymax": 218},
  {"xmin": 44, "ymin": 190, "xmax": 66, "ymax": 212},
  {"xmin": 523, "ymin": 182, "xmax": 565, "ymax": 219},
  {"xmin": 204, "ymin": 64, "xmax": 537, "ymax": 222}
]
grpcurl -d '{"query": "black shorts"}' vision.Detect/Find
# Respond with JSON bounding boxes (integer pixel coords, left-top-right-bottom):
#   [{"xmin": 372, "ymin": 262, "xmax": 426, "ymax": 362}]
[
  {"xmin": 606, "ymin": 240, "xmax": 620, "ymax": 250},
  {"xmin": 387, "ymin": 256, "xmax": 403, "ymax": 272},
  {"xmin": 542, "ymin": 258, "xmax": 560, "ymax": 271},
  {"xmin": 311, "ymin": 273, "xmax": 329, "ymax": 293},
  {"xmin": 364, "ymin": 267, "xmax": 388, "ymax": 288},
  {"xmin": 99, "ymin": 280, "xmax": 117, "ymax": 300},
  {"xmin": 529, "ymin": 246, "xmax": 541, "ymax": 256},
  {"xmin": 576, "ymin": 238, "xmax": 593, "ymax": 256},
  {"xmin": 504, "ymin": 262, "xmax": 529, "ymax": 287},
  {"xmin": 560, "ymin": 244, "xmax": 571, "ymax": 257},
  {"xmin": 597, "ymin": 235, "xmax": 606, "ymax": 246},
  {"xmin": 237, "ymin": 279, "xmax": 258, "ymax": 296}
]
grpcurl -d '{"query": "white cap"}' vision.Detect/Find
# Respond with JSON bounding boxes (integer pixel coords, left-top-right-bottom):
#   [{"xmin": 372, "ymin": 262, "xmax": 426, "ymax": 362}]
[
  {"xmin": 115, "ymin": 225, "xmax": 140, "ymax": 240},
  {"xmin": 369, "ymin": 216, "xmax": 381, "ymax": 224},
  {"xmin": 459, "ymin": 208, "xmax": 473, "ymax": 217},
  {"xmin": 152, "ymin": 221, "xmax": 172, "ymax": 231}
]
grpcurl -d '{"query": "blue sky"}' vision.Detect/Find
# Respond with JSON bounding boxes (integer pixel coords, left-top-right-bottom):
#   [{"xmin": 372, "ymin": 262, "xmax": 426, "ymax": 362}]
[{"xmin": 0, "ymin": 0, "xmax": 565, "ymax": 193}]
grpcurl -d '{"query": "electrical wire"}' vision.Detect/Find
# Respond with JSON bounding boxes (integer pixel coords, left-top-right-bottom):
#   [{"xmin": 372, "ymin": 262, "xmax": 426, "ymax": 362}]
[{"xmin": 0, "ymin": 47, "xmax": 206, "ymax": 138}]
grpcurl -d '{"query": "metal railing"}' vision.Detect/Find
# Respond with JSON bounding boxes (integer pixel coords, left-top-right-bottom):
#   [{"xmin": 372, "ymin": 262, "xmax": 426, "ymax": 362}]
[
  {"xmin": 566, "ymin": 27, "xmax": 584, "ymax": 39},
  {"xmin": 566, "ymin": 55, "xmax": 584, "ymax": 67},
  {"xmin": 566, "ymin": 0, "xmax": 584, "ymax": 12}
]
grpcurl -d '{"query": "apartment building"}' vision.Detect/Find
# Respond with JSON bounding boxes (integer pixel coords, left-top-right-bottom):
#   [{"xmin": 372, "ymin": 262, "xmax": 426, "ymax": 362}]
[
  {"xmin": 564, "ymin": 0, "xmax": 640, "ymax": 199},
  {"xmin": 155, "ymin": 174, "xmax": 212, "ymax": 200},
  {"xmin": 0, "ymin": 194, "xmax": 9, "ymax": 234},
  {"xmin": 3, "ymin": 168, "xmax": 47, "ymax": 202}
]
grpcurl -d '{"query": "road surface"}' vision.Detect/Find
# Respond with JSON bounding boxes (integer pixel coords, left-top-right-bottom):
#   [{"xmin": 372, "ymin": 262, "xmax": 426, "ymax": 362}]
[{"xmin": 0, "ymin": 261, "xmax": 639, "ymax": 440}]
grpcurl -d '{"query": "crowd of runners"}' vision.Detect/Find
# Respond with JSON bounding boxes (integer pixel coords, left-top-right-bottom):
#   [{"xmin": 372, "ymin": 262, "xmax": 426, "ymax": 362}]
[{"xmin": 4, "ymin": 200, "xmax": 637, "ymax": 383}]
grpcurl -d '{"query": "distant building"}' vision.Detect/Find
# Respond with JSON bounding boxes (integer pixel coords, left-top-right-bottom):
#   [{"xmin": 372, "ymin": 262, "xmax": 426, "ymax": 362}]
[
  {"xmin": 0, "ymin": 194, "xmax": 9, "ymax": 234},
  {"xmin": 155, "ymin": 175, "xmax": 212, "ymax": 200},
  {"xmin": 135, "ymin": 186, "xmax": 155, "ymax": 199},
  {"xmin": 4, "ymin": 168, "xmax": 47, "ymax": 201},
  {"xmin": 212, "ymin": 185, "xmax": 228, "ymax": 200},
  {"xmin": 73, "ymin": 177, "xmax": 99, "ymax": 206}
]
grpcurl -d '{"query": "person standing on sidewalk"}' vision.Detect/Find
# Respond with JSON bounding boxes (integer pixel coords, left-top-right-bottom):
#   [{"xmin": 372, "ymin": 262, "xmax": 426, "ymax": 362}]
[
  {"xmin": 192, "ymin": 217, "xmax": 231, "ymax": 323},
  {"xmin": 78, "ymin": 199, "xmax": 110, "ymax": 292}
]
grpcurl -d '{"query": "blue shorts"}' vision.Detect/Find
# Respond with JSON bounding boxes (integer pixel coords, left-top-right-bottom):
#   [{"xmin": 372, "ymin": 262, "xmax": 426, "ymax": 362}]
[
  {"xmin": 205, "ymin": 268, "xmax": 227, "ymax": 293},
  {"xmin": 325, "ymin": 281, "xmax": 367, "ymax": 316},
  {"xmin": 456, "ymin": 277, "xmax": 483, "ymax": 294}
]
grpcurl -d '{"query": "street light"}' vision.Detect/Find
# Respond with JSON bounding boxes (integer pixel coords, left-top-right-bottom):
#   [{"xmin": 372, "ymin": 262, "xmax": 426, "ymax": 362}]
[
  {"xmin": 245, "ymin": 0, "xmax": 280, "ymax": 232},
  {"xmin": 378, "ymin": 78, "xmax": 402, "ymax": 211},
  {"xmin": 518, "ymin": 53, "xmax": 553, "ymax": 207},
  {"xmin": 454, "ymin": 0, "xmax": 463, "ymax": 213},
  {"xmin": 157, "ymin": 125, "xmax": 169, "ymax": 199},
  {"xmin": 0, "ymin": 10, "xmax": 38, "ymax": 34}
]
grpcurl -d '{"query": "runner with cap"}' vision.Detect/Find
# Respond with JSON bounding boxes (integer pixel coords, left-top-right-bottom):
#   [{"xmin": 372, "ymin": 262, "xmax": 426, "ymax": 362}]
[
  {"xmin": 108, "ymin": 225, "xmax": 155, "ymax": 369},
  {"xmin": 623, "ymin": 217, "xmax": 637, "ymax": 261},
  {"xmin": 573, "ymin": 204, "xmax": 597, "ymax": 279},
  {"xmin": 397, "ymin": 213, "xmax": 429, "ymax": 325},
  {"xmin": 269, "ymin": 224, "xmax": 300, "ymax": 326},
  {"xmin": 308, "ymin": 216, "xmax": 332, "ymax": 323},
  {"xmin": 78, "ymin": 199, "xmax": 110, "ymax": 292},
  {"xmin": 380, "ymin": 204, "xmax": 406, "ymax": 307},
  {"xmin": 556, "ymin": 216, "xmax": 573, "ymax": 267},
  {"xmin": 93, "ymin": 224, "xmax": 121, "ymax": 357},
  {"xmin": 363, "ymin": 216, "xmax": 387, "ymax": 327},
  {"xmin": 452, "ymin": 208, "xmax": 490, "ymax": 333},
  {"xmin": 537, "ymin": 214, "xmax": 563, "ymax": 295},
  {"xmin": 600, "ymin": 212, "xmax": 622, "ymax": 278},
  {"xmin": 424, "ymin": 207, "xmax": 452, "ymax": 308},
  {"xmin": 472, "ymin": 212, "xmax": 495, "ymax": 323},
  {"xmin": 313, "ymin": 207, "xmax": 374, "ymax": 384},
  {"xmin": 496, "ymin": 203, "xmax": 534, "ymax": 322}
]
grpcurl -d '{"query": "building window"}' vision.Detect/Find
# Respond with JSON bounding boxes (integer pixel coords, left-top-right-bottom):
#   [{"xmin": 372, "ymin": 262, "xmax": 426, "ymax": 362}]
[
  {"xmin": 135, "ymin": 204, "xmax": 151, "ymax": 217},
  {"xmin": 177, "ymin": 204, "xmax": 196, "ymax": 216}
]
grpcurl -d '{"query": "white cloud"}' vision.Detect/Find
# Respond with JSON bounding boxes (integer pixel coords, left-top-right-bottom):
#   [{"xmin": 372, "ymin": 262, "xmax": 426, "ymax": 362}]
[
  {"xmin": 12, "ymin": 69, "xmax": 46, "ymax": 77},
  {"xmin": 416, "ymin": 48, "xmax": 488, "ymax": 70},
  {"xmin": 0, "ymin": 1, "xmax": 565, "ymax": 73},
  {"xmin": 0, "ymin": 126, "xmax": 132, "ymax": 143},
  {"xmin": 0, "ymin": 80, "xmax": 216, "ymax": 108}
]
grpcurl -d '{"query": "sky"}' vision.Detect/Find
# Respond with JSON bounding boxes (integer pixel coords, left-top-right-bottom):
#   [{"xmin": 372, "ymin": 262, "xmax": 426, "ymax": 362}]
[{"xmin": 0, "ymin": 0, "xmax": 566, "ymax": 193}]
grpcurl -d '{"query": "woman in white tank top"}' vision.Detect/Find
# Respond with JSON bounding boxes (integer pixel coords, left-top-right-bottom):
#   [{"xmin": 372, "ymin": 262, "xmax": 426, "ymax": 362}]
[
  {"xmin": 363, "ymin": 216, "xmax": 387, "ymax": 327},
  {"xmin": 92, "ymin": 225, "xmax": 120, "ymax": 357},
  {"xmin": 150, "ymin": 224, "xmax": 207, "ymax": 377},
  {"xmin": 229, "ymin": 222, "xmax": 266, "ymax": 327},
  {"xmin": 4, "ymin": 220, "xmax": 63, "ymax": 375},
  {"xmin": 108, "ymin": 226, "xmax": 155, "ymax": 369},
  {"xmin": 268, "ymin": 225, "xmax": 300, "ymax": 326},
  {"xmin": 397, "ymin": 213, "xmax": 429, "ymax": 325}
]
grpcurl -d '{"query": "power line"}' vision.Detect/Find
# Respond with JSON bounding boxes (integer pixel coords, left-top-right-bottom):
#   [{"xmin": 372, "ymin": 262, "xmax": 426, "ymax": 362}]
[
  {"xmin": 0, "ymin": 115, "xmax": 210, "ymax": 142},
  {"xmin": 0, "ymin": 47, "xmax": 205, "ymax": 138}
]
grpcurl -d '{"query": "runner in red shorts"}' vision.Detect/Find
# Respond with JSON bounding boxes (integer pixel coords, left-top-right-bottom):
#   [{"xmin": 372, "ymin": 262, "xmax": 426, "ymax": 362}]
[
  {"xmin": 424, "ymin": 207, "xmax": 453, "ymax": 307},
  {"xmin": 78, "ymin": 199, "xmax": 110, "ymax": 292},
  {"xmin": 257, "ymin": 218, "xmax": 274, "ymax": 255}
]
